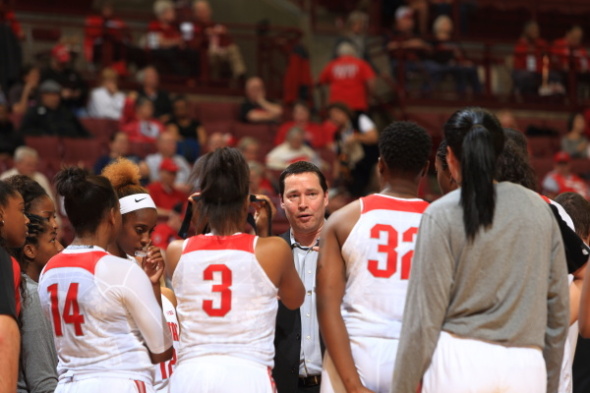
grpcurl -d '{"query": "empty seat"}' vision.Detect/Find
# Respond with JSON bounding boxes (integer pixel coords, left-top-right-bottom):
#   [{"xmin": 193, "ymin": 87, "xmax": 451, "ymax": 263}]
[
  {"xmin": 62, "ymin": 138, "xmax": 107, "ymax": 171},
  {"xmin": 527, "ymin": 136, "xmax": 558, "ymax": 159},
  {"xmin": 25, "ymin": 136, "xmax": 63, "ymax": 161},
  {"xmin": 196, "ymin": 102, "xmax": 240, "ymax": 123}
]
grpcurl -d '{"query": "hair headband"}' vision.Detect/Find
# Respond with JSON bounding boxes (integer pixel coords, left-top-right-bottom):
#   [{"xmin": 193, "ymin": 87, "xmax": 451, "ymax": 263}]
[{"xmin": 119, "ymin": 193, "xmax": 156, "ymax": 215}]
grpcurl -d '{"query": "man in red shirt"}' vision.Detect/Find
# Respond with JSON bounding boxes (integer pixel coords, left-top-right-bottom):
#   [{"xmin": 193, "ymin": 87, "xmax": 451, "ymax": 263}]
[
  {"xmin": 151, "ymin": 202, "xmax": 183, "ymax": 250},
  {"xmin": 318, "ymin": 42, "xmax": 375, "ymax": 114},
  {"xmin": 512, "ymin": 21, "xmax": 548, "ymax": 95},
  {"xmin": 542, "ymin": 151, "xmax": 589, "ymax": 200},
  {"xmin": 147, "ymin": 158, "xmax": 187, "ymax": 217},
  {"xmin": 552, "ymin": 25, "xmax": 589, "ymax": 73},
  {"xmin": 274, "ymin": 102, "xmax": 328, "ymax": 148}
]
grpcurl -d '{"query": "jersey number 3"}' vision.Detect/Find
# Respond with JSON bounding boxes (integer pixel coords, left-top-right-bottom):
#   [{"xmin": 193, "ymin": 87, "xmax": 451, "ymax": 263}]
[
  {"xmin": 47, "ymin": 283, "xmax": 85, "ymax": 336},
  {"xmin": 203, "ymin": 264, "xmax": 232, "ymax": 317},
  {"xmin": 367, "ymin": 224, "xmax": 418, "ymax": 279}
]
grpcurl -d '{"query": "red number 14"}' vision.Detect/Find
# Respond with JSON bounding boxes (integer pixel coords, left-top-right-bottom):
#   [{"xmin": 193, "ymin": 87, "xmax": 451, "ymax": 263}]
[
  {"xmin": 367, "ymin": 224, "xmax": 418, "ymax": 279},
  {"xmin": 47, "ymin": 283, "xmax": 85, "ymax": 336}
]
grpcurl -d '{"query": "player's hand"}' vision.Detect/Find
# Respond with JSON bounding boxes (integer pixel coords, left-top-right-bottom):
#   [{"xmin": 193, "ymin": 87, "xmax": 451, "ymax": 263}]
[
  {"xmin": 251, "ymin": 194, "xmax": 276, "ymax": 237},
  {"xmin": 349, "ymin": 387, "xmax": 375, "ymax": 393},
  {"xmin": 142, "ymin": 245, "xmax": 165, "ymax": 285}
]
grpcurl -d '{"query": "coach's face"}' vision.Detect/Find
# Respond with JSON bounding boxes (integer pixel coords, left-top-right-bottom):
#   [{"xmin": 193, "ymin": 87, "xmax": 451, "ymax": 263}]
[{"xmin": 281, "ymin": 172, "xmax": 328, "ymax": 236}]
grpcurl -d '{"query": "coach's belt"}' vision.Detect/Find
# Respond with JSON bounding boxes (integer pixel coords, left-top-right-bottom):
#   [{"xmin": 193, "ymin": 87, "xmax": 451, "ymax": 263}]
[{"xmin": 298, "ymin": 374, "xmax": 321, "ymax": 387}]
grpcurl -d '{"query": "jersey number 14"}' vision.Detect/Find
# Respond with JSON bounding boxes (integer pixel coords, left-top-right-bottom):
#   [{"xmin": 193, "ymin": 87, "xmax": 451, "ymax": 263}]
[
  {"xmin": 47, "ymin": 283, "xmax": 85, "ymax": 336},
  {"xmin": 368, "ymin": 224, "xmax": 418, "ymax": 279}
]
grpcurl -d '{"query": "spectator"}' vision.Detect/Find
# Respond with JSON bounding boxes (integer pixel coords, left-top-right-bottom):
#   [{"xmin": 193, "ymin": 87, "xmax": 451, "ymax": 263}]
[
  {"xmin": 319, "ymin": 42, "xmax": 375, "ymax": 114},
  {"xmin": 327, "ymin": 102, "xmax": 378, "ymax": 197},
  {"xmin": 151, "ymin": 202, "xmax": 183, "ymax": 250},
  {"xmin": 93, "ymin": 132, "xmax": 140, "ymax": 175},
  {"xmin": 384, "ymin": 6, "xmax": 431, "ymax": 90},
  {"xmin": 8, "ymin": 65, "xmax": 40, "ymax": 115},
  {"xmin": 87, "ymin": 67, "xmax": 125, "ymax": 120},
  {"xmin": 40, "ymin": 44, "xmax": 88, "ymax": 113},
  {"xmin": 332, "ymin": 10, "xmax": 374, "ymax": 68},
  {"xmin": 248, "ymin": 161, "xmax": 275, "ymax": 197},
  {"xmin": 552, "ymin": 25, "xmax": 590, "ymax": 86},
  {"xmin": 237, "ymin": 136, "xmax": 261, "ymax": 162},
  {"xmin": 513, "ymin": 21, "xmax": 551, "ymax": 96},
  {"xmin": 496, "ymin": 108, "xmax": 519, "ymax": 130},
  {"xmin": 166, "ymin": 96, "xmax": 207, "ymax": 163},
  {"xmin": 266, "ymin": 127, "xmax": 320, "ymax": 170},
  {"xmin": 425, "ymin": 15, "xmax": 481, "ymax": 95},
  {"xmin": 84, "ymin": 0, "xmax": 133, "ymax": 75},
  {"xmin": 274, "ymin": 101, "xmax": 327, "ymax": 148},
  {"xmin": 146, "ymin": 158, "xmax": 187, "ymax": 216},
  {"xmin": 0, "ymin": 0, "xmax": 22, "ymax": 92},
  {"xmin": 562, "ymin": 112, "xmax": 589, "ymax": 159},
  {"xmin": 144, "ymin": 131, "xmax": 192, "ymax": 190},
  {"xmin": 136, "ymin": 66, "xmax": 172, "ymax": 122},
  {"xmin": 542, "ymin": 151, "xmax": 589, "ymax": 199},
  {"xmin": 19, "ymin": 80, "xmax": 90, "ymax": 138},
  {"xmin": 0, "ymin": 103, "xmax": 22, "ymax": 157},
  {"xmin": 147, "ymin": 1, "xmax": 196, "ymax": 76},
  {"xmin": 325, "ymin": 187, "xmax": 351, "ymax": 217},
  {"xmin": 0, "ymin": 147, "xmax": 54, "ymax": 200},
  {"xmin": 120, "ymin": 95, "xmax": 165, "ymax": 143},
  {"xmin": 191, "ymin": 0, "xmax": 246, "ymax": 80},
  {"xmin": 206, "ymin": 131, "xmax": 232, "ymax": 152},
  {"xmin": 239, "ymin": 76, "xmax": 283, "ymax": 123}
]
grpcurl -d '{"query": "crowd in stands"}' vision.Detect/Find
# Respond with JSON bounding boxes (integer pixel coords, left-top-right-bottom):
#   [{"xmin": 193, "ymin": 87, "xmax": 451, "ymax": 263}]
[{"xmin": 2, "ymin": 0, "xmax": 590, "ymax": 244}]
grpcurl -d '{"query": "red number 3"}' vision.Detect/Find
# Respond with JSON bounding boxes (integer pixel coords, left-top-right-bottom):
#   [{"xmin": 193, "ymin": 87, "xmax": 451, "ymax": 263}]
[
  {"xmin": 203, "ymin": 264, "xmax": 232, "ymax": 317},
  {"xmin": 47, "ymin": 283, "xmax": 85, "ymax": 336},
  {"xmin": 367, "ymin": 224, "xmax": 418, "ymax": 279}
]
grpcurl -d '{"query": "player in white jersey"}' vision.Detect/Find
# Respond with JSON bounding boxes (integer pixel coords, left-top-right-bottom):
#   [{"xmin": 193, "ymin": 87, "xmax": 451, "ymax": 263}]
[
  {"xmin": 101, "ymin": 158, "xmax": 181, "ymax": 393},
  {"xmin": 38, "ymin": 167, "xmax": 173, "ymax": 393},
  {"xmin": 166, "ymin": 147, "xmax": 305, "ymax": 393},
  {"xmin": 316, "ymin": 122, "xmax": 432, "ymax": 393}
]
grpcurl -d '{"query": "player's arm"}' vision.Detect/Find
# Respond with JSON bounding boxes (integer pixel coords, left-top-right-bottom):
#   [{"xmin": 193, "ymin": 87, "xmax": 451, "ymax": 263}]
[
  {"xmin": 316, "ymin": 202, "xmax": 373, "ymax": 393},
  {"xmin": 119, "ymin": 262, "xmax": 173, "ymax": 364},
  {"xmin": 543, "ymin": 220, "xmax": 570, "ymax": 393},
  {"xmin": 0, "ymin": 315, "xmax": 19, "ymax": 393},
  {"xmin": 166, "ymin": 239, "xmax": 184, "ymax": 281},
  {"xmin": 256, "ymin": 237, "xmax": 304, "ymax": 310}
]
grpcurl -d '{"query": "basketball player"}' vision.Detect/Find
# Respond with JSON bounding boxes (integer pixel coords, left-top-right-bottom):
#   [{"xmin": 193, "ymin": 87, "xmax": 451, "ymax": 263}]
[
  {"xmin": 316, "ymin": 122, "xmax": 431, "ymax": 393},
  {"xmin": 391, "ymin": 108, "xmax": 569, "ymax": 393},
  {"xmin": 38, "ymin": 167, "xmax": 173, "ymax": 393},
  {"xmin": 102, "ymin": 158, "xmax": 180, "ymax": 392},
  {"xmin": 166, "ymin": 147, "xmax": 305, "ymax": 393}
]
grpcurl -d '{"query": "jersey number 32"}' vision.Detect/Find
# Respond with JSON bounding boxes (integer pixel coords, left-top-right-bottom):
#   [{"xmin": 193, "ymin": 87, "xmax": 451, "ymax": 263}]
[{"xmin": 367, "ymin": 224, "xmax": 418, "ymax": 279}]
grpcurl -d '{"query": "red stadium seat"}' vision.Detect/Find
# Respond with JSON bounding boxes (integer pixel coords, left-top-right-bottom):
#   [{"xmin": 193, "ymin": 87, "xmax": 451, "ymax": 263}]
[
  {"xmin": 527, "ymin": 137, "xmax": 558, "ymax": 159},
  {"xmin": 196, "ymin": 102, "xmax": 240, "ymax": 123},
  {"xmin": 25, "ymin": 136, "xmax": 63, "ymax": 162},
  {"xmin": 127, "ymin": 141, "xmax": 158, "ymax": 159},
  {"xmin": 62, "ymin": 138, "xmax": 108, "ymax": 172}
]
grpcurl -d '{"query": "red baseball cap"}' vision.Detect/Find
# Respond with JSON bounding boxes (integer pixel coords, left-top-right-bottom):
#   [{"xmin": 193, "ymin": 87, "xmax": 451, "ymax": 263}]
[
  {"xmin": 160, "ymin": 158, "xmax": 179, "ymax": 173},
  {"xmin": 51, "ymin": 44, "xmax": 71, "ymax": 64},
  {"xmin": 554, "ymin": 151, "xmax": 571, "ymax": 163}
]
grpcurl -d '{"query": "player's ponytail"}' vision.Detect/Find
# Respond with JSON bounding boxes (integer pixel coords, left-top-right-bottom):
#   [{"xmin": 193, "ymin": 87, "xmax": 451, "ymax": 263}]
[
  {"xmin": 55, "ymin": 167, "xmax": 119, "ymax": 235},
  {"xmin": 444, "ymin": 108, "xmax": 505, "ymax": 241}
]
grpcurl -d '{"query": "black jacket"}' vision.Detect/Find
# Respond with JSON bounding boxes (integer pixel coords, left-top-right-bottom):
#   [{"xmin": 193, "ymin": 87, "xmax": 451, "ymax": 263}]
[
  {"xmin": 19, "ymin": 105, "xmax": 91, "ymax": 138},
  {"xmin": 272, "ymin": 231, "xmax": 301, "ymax": 393}
]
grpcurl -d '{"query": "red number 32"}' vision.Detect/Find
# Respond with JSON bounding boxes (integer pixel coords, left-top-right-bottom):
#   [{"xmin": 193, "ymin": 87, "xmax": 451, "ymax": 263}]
[
  {"xmin": 47, "ymin": 283, "xmax": 85, "ymax": 336},
  {"xmin": 367, "ymin": 224, "xmax": 418, "ymax": 279},
  {"xmin": 203, "ymin": 264, "xmax": 233, "ymax": 317}
]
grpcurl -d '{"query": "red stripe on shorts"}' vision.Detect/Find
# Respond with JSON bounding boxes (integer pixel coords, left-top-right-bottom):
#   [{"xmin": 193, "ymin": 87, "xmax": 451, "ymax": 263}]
[{"xmin": 134, "ymin": 380, "xmax": 146, "ymax": 393}]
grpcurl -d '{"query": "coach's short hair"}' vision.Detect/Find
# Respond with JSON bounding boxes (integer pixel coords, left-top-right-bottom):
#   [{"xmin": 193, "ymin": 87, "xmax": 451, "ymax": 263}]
[
  {"xmin": 555, "ymin": 192, "xmax": 590, "ymax": 240},
  {"xmin": 279, "ymin": 161, "xmax": 328, "ymax": 197},
  {"xmin": 379, "ymin": 121, "xmax": 432, "ymax": 175}
]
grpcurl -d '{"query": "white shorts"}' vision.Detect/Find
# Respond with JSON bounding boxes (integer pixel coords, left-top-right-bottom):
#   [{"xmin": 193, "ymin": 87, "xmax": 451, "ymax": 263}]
[
  {"xmin": 321, "ymin": 336, "xmax": 398, "ymax": 393},
  {"xmin": 422, "ymin": 331, "xmax": 546, "ymax": 393},
  {"xmin": 55, "ymin": 376, "xmax": 153, "ymax": 393},
  {"xmin": 169, "ymin": 355, "xmax": 276, "ymax": 393}
]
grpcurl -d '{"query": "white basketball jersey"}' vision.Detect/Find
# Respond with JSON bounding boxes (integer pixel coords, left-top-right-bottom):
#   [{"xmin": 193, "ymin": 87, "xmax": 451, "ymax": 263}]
[
  {"xmin": 155, "ymin": 295, "xmax": 180, "ymax": 392},
  {"xmin": 172, "ymin": 233, "xmax": 278, "ymax": 367},
  {"xmin": 341, "ymin": 194, "xmax": 428, "ymax": 339},
  {"xmin": 38, "ymin": 245, "xmax": 172, "ymax": 383}
]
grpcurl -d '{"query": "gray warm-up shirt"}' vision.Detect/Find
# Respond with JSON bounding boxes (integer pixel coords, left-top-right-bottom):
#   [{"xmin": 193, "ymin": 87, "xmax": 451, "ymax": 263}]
[
  {"xmin": 391, "ymin": 182, "xmax": 569, "ymax": 393},
  {"xmin": 17, "ymin": 275, "xmax": 58, "ymax": 393}
]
